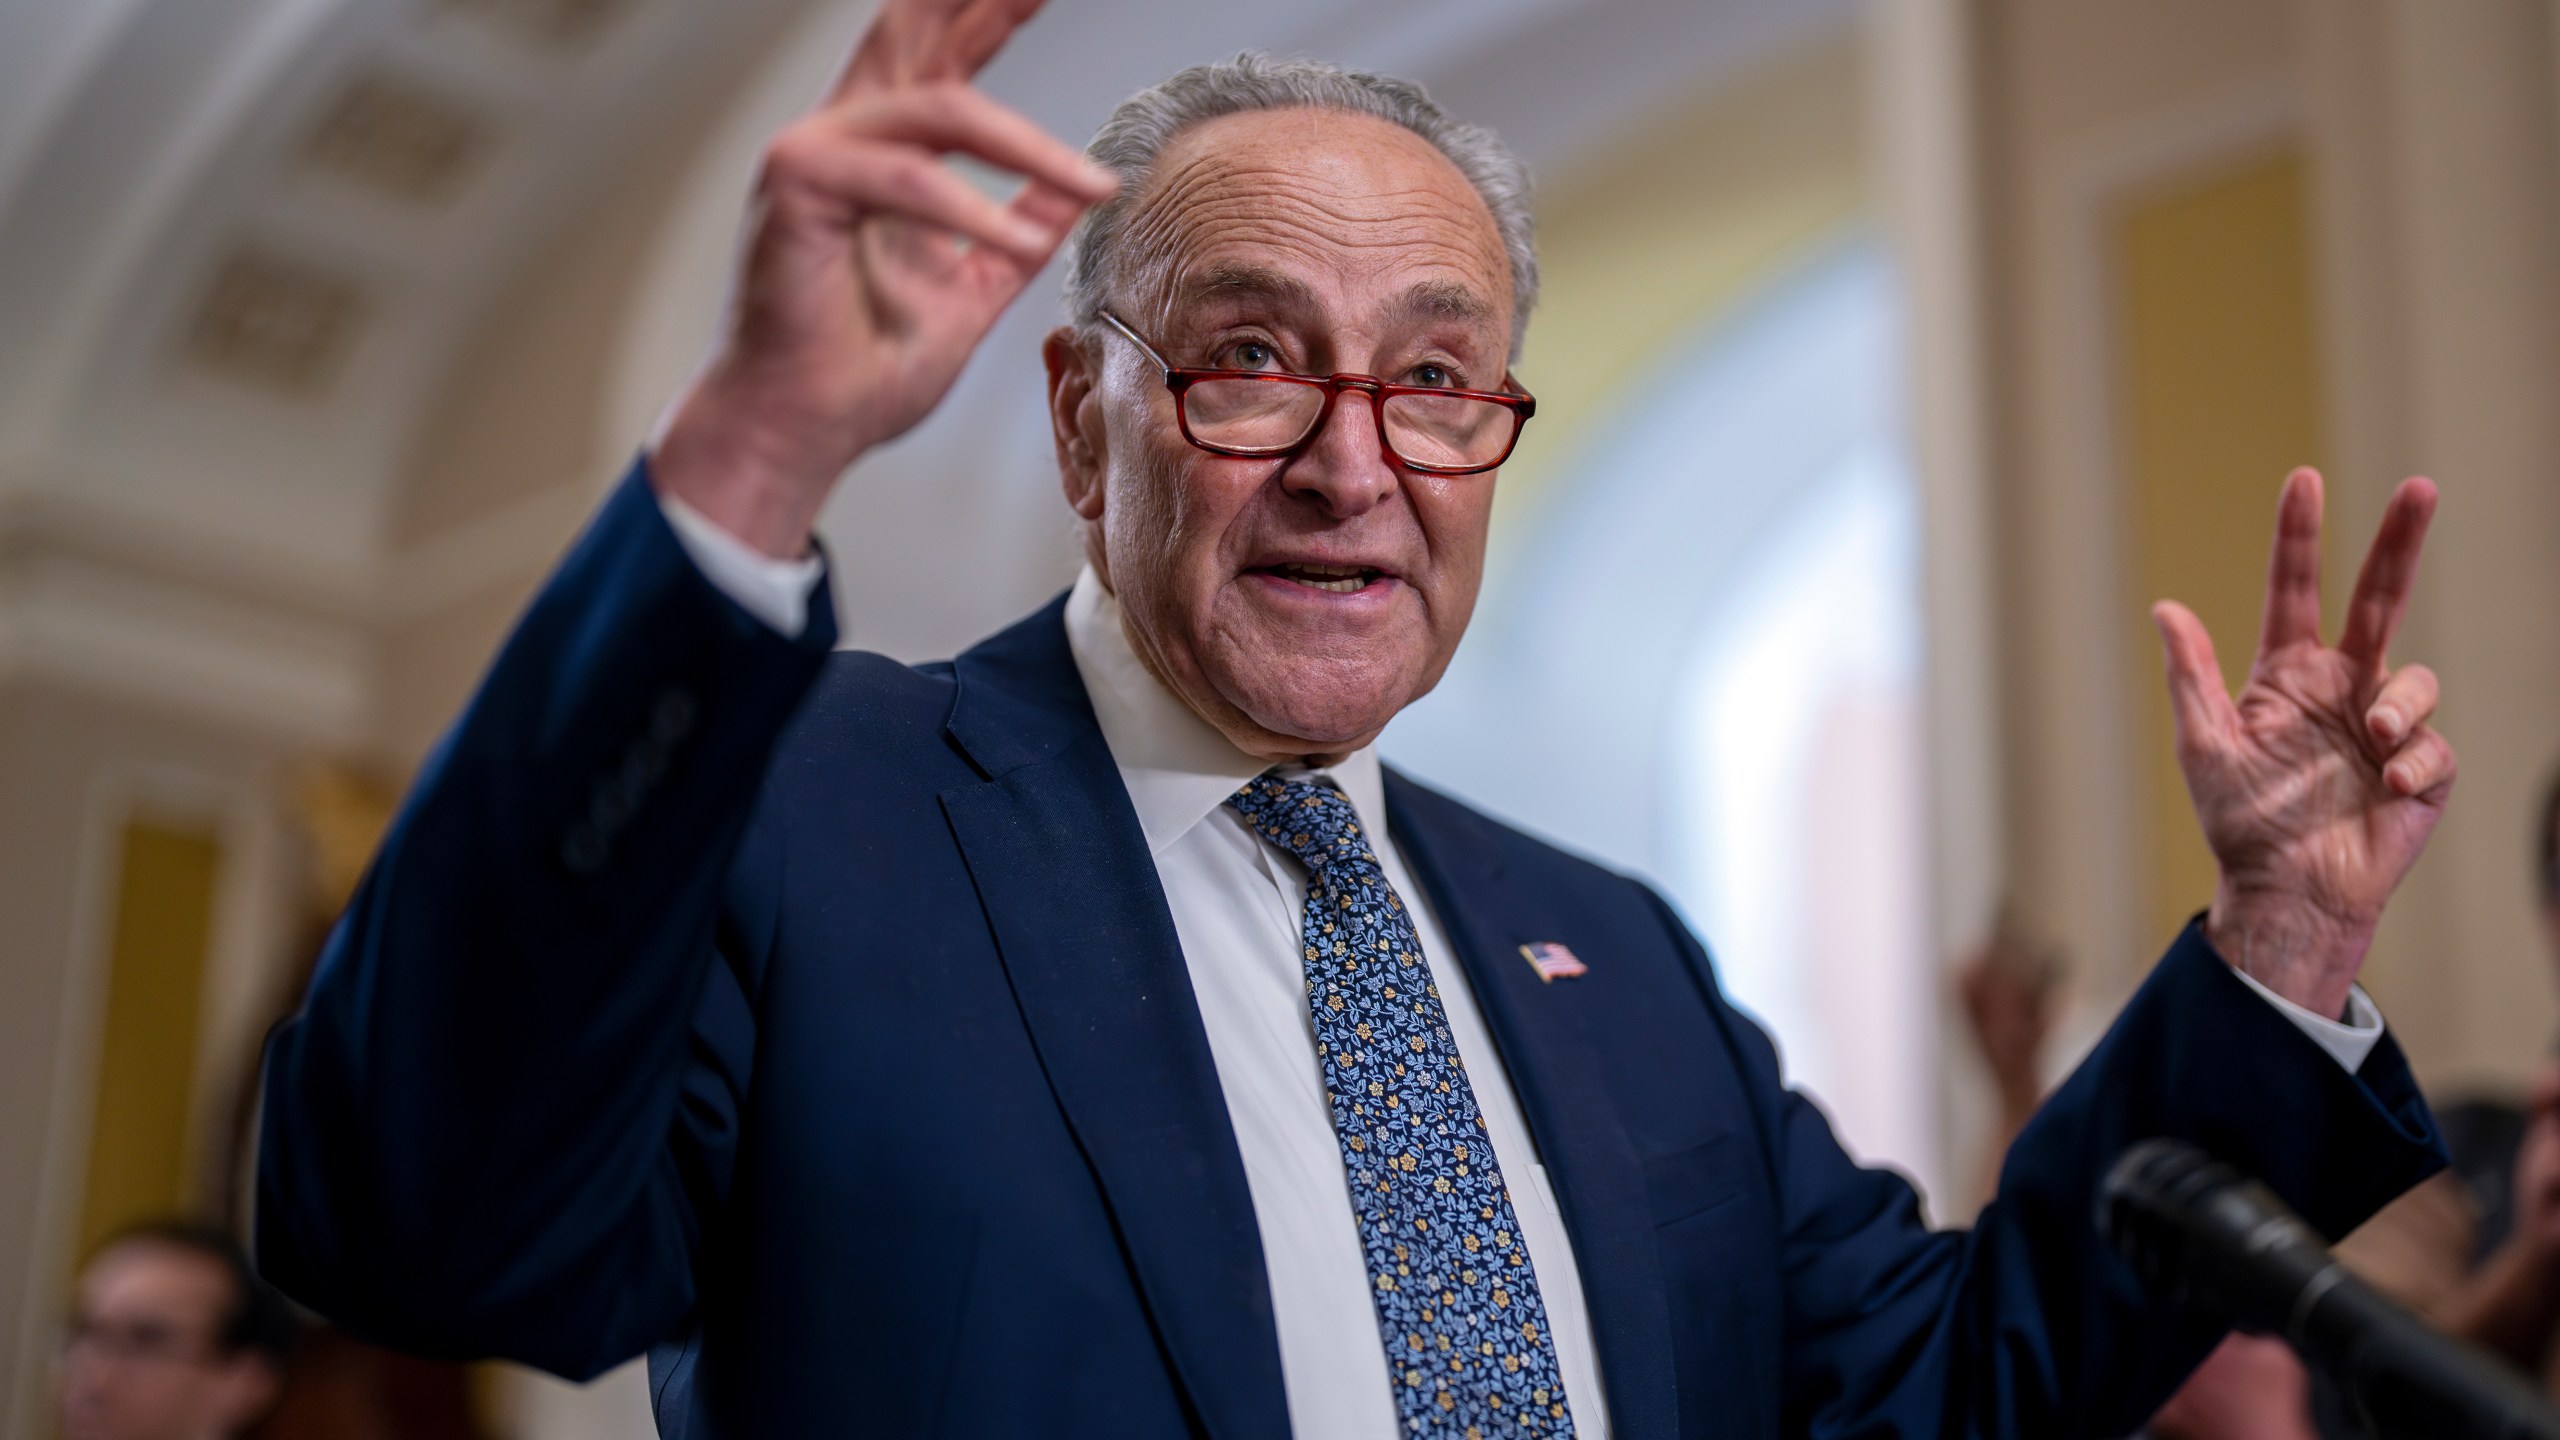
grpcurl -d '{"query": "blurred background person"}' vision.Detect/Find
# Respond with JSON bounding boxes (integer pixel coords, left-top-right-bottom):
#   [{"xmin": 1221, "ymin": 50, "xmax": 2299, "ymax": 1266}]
[{"xmin": 55, "ymin": 1225, "xmax": 291, "ymax": 1440}]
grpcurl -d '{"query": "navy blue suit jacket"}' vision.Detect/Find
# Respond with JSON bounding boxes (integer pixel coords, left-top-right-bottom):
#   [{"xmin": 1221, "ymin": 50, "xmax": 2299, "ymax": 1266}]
[{"xmin": 258, "ymin": 464, "xmax": 2447, "ymax": 1438}]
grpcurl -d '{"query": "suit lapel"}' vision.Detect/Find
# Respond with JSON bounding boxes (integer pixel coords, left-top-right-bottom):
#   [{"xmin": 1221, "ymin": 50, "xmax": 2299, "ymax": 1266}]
[
  {"xmin": 1385, "ymin": 771, "xmax": 1680, "ymax": 1440},
  {"xmin": 939, "ymin": 600, "xmax": 1289, "ymax": 1440}
]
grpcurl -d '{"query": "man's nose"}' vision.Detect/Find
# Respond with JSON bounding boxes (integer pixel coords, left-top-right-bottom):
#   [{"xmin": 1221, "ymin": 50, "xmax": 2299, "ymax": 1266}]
[{"xmin": 1279, "ymin": 387, "xmax": 1398, "ymax": 517}]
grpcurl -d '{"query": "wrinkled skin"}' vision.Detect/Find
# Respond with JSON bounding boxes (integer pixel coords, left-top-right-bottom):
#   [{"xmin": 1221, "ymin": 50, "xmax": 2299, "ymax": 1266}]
[
  {"xmin": 1044, "ymin": 107, "xmax": 1515, "ymax": 762},
  {"xmin": 2154, "ymin": 470, "xmax": 2454, "ymax": 1017}
]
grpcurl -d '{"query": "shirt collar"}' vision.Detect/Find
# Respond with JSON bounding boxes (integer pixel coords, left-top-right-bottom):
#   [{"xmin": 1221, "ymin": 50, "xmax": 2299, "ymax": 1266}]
[{"xmin": 1062, "ymin": 566, "xmax": 1389, "ymax": 856}]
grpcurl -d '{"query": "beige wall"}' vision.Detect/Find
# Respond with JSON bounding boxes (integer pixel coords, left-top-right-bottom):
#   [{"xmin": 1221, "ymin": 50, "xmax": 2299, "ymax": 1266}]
[
  {"xmin": 1976, "ymin": 0, "xmax": 2560, "ymax": 1094},
  {"xmin": 0, "ymin": 10, "xmax": 811, "ymax": 1431},
  {"xmin": 0, "ymin": 685, "xmax": 295, "ymax": 1436},
  {"xmin": 376, "ymin": 4, "xmax": 814, "ymax": 770},
  {"xmin": 1502, "ymin": 34, "xmax": 1868, "ymax": 513},
  {"xmin": 2297, "ymin": 0, "xmax": 2560, "ymax": 1092}
]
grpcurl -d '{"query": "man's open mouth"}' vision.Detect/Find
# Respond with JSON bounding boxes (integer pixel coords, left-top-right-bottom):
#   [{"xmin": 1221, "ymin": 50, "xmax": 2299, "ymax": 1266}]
[{"xmin": 1258, "ymin": 562, "xmax": 1386, "ymax": 595}]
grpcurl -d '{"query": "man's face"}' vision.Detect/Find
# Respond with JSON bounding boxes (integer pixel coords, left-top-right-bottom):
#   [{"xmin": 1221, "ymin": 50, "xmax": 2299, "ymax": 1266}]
[
  {"xmin": 1048, "ymin": 106, "xmax": 1515, "ymax": 761},
  {"xmin": 56, "ymin": 1242, "xmax": 275, "ymax": 1440}
]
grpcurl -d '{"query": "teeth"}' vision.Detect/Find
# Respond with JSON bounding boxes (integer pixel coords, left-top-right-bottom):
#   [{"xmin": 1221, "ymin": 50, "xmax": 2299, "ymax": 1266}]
[{"xmin": 1274, "ymin": 561, "xmax": 1373, "ymax": 594}]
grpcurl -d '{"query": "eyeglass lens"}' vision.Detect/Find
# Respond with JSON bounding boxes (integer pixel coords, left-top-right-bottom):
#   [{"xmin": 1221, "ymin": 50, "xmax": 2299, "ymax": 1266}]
[{"xmin": 1181, "ymin": 377, "xmax": 1513, "ymax": 469}]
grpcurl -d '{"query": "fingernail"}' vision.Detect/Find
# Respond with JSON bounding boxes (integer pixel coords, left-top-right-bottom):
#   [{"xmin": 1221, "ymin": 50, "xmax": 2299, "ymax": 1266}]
[
  {"xmin": 1008, "ymin": 218, "xmax": 1052, "ymax": 252},
  {"xmin": 1080, "ymin": 161, "xmax": 1120, "ymax": 194},
  {"xmin": 2372, "ymin": 708, "xmax": 2402, "ymax": 742}
]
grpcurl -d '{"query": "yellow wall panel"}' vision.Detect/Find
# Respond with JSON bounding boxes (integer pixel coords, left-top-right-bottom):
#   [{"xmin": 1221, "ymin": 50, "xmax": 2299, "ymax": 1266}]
[
  {"xmin": 2116, "ymin": 149, "xmax": 2331, "ymax": 950},
  {"xmin": 75, "ymin": 819, "xmax": 221, "ymax": 1259}
]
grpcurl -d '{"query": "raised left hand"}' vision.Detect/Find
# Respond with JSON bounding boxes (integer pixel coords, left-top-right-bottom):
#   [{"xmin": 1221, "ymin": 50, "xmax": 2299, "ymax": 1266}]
[{"xmin": 2153, "ymin": 468, "xmax": 2453, "ymax": 1018}]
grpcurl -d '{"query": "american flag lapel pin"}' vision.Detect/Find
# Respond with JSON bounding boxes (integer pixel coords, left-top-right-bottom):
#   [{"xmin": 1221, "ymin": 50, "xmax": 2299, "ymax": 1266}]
[{"xmin": 1518, "ymin": 941, "xmax": 1588, "ymax": 983}]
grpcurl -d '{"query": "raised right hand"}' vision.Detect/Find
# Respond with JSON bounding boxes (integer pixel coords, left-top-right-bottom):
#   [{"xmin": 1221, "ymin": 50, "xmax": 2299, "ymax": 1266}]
[{"xmin": 650, "ymin": 0, "xmax": 1118, "ymax": 558}]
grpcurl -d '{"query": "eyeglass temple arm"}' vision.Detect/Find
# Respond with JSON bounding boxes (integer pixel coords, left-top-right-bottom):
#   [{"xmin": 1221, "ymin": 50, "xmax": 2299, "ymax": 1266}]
[{"xmin": 1097, "ymin": 310, "xmax": 1174, "ymax": 375}]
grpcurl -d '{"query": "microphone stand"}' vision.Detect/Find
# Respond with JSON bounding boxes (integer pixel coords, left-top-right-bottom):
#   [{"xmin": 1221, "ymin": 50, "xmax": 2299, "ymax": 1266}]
[{"xmin": 2099, "ymin": 1138, "xmax": 2560, "ymax": 1440}]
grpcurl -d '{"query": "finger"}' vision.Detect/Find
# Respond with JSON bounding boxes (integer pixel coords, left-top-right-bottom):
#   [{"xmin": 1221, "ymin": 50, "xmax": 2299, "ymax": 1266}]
[
  {"xmin": 1010, "ymin": 174, "xmax": 1092, "ymax": 231},
  {"xmin": 2256, "ymin": 467, "xmax": 2326, "ymax": 657},
  {"xmin": 2338, "ymin": 475, "xmax": 2440, "ymax": 669},
  {"xmin": 936, "ymin": 0, "xmax": 1047, "ymax": 79},
  {"xmin": 938, "ymin": 181, "xmax": 1099, "ymax": 302},
  {"xmin": 2381, "ymin": 725, "xmax": 2455, "ymax": 799},
  {"xmin": 765, "ymin": 129, "xmax": 1058, "ymax": 264},
  {"xmin": 831, "ymin": 83, "xmax": 1117, "ymax": 203},
  {"xmin": 2152, "ymin": 600, "xmax": 2236, "ymax": 755},
  {"xmin": 836, "ymin": 0, "xmax": 1045, "ymax": 96},
  {"xmin": 2364, "ymin": 663, "xmax": 2438, "ymax": 749}
]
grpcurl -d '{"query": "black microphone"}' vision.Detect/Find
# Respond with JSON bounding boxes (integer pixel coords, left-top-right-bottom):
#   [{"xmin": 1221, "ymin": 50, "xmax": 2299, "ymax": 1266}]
[{"xmin": 2099, "ymin": 1138, "xmax": 2560, "ymax": 1440}]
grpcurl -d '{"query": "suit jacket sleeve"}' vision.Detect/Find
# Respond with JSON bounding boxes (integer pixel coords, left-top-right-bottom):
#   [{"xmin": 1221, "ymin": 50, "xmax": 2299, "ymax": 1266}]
[
  {"xmin": 1662, "ymin": 896, "xmax": 2446, "ymax": 1438},
  {"xmin": 254, "ymin": 459, "xmax": 836, "ymax": 1378}
]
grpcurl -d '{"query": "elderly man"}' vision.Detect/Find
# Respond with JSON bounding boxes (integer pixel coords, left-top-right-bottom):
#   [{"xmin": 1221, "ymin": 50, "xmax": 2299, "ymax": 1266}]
[{"xmin": 256, "ymin": 2, "xmax": 2460, "ymax": 1436}]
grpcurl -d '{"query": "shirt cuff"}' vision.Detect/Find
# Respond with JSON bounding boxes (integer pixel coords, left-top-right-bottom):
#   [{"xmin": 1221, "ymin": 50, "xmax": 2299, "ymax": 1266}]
[
  {"xmin": 2227, "ymin": 963, "xmax": 2386, "ymax": 1074},
  {"xmin": 657, "ymin": 490, "xmax": 826, "ymax": 637}
]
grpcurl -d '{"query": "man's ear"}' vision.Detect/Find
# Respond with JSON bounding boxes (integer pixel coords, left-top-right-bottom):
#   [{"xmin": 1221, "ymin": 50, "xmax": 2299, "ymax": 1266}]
[{"xmin": 1043, "ymin": 326, "xmax": 1107, "ymax": 522}]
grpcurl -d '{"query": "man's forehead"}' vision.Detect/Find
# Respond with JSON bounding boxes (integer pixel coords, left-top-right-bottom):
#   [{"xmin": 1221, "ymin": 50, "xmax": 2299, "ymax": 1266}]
[
  {"xmin": 1175, "ymin": 262, "xmax": 1496, "ymax": 327},
  {"xmin": 82, "ymin": 1242, "xmax": 228, "ymax": 1315},
  {"xmin": 1123, "ymin": 107, "xmax": 1511, "ymax": 332}
]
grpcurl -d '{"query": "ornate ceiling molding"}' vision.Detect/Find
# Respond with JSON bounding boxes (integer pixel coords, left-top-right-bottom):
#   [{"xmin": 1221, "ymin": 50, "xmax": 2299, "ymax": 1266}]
[
  {"xmin": 0, "ymin": 465, "xmax": 592, "ymax": 745},
  {"xmin": 0, "ymin": 0, "xmax": 1852, "ymax": 751}
]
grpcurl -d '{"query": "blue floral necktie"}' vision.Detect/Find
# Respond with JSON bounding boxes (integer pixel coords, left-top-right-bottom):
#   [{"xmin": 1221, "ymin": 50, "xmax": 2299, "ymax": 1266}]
[{"xmin": 1227, "ymin": 775, "xmax": 1575, "ymax": 1439}]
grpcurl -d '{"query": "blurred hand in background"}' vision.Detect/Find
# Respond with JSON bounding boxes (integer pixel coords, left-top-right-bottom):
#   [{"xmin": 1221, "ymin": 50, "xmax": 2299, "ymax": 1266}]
[{"xmin": 1956, "ymin": 907, "xmax": 2063, "ymax": 1205}]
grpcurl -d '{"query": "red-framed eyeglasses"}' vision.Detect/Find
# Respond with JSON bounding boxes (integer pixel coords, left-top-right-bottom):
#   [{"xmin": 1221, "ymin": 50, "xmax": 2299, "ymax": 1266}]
[{"xmin": 1098, "ymin": 310, "xmax": 1535, "ymax": 476}]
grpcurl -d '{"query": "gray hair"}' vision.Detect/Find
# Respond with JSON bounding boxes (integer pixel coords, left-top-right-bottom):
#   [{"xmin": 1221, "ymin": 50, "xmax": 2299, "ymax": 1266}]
[{"xmin": 1063, "ymin": 53, "xmax": 1539, "ymax": 359}]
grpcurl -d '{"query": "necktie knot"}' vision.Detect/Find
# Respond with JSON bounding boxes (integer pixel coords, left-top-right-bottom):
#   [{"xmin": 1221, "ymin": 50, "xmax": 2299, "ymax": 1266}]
[{"xmin": 1226, "ymin": 774, "xmax": 1370, "ymax": 872}]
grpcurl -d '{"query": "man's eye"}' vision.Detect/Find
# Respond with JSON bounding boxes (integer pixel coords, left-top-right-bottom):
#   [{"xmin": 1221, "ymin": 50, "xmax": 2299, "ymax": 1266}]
[
  {"xmin": 1221, "ymin": 340, "xmax": 1279, "ymax": 371},
  {"xmin": 1408, "ymin": 363, "xmax": 1459, "ymax": 389}
]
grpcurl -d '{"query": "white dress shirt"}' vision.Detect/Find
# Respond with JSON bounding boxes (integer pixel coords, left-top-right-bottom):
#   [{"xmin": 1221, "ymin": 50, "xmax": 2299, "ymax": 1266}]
[
  {"xmin": 1056, "ymin": 568, "xmax": 1611, "ymax": 1440},
  {"xmin": 652, "ymin": 486, "xmax": 2389, "ymax": 1435}
]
